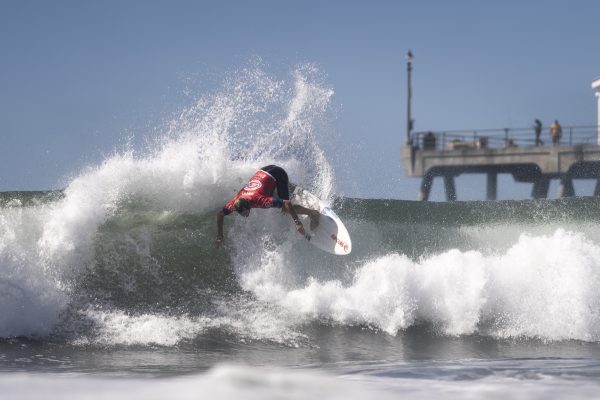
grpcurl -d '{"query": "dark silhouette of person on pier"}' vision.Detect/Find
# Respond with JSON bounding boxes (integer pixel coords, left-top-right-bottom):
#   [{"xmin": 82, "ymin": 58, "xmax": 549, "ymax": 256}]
[
  {"xmin": 533, "ymin": 119, "xmax": 543, "ymax": 146},
  {"xmin": 550, "ymin": 120, "xmax": 562, "ymax": 145}
]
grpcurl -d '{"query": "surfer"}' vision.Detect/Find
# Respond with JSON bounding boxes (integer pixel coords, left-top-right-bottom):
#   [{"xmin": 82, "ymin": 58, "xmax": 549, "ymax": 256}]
[{"xmin": 215, "ymin": 165, "xmax": 320, "ymax": 246}]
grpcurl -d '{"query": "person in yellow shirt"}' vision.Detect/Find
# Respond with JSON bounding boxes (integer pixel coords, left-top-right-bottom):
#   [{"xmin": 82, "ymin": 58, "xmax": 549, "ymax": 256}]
[{"xmin": 550, "ymin": 120, "xmax": 562, "ymax": 145}]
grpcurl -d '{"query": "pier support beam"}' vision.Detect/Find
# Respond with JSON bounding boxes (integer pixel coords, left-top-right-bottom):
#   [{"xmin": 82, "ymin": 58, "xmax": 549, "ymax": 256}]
[
  {"xmin": 595, "ymin": 179, "xmax": 600, "ymax": 197},
  {"xmin": 486, "ymin": 172, "xmax": 497, "ymax": 200},
  {"xmin": 531, "ymin": 177, "xmax": 550, "ymax": 199},
  {"xmin": 558, "ymin": 176, "xmax": 575, "ymax": 198},
  {"xmin": 418, "ymin": 173, "xmax": 434, "ymax": 201},
  {"xmin": 443, "ymin": 175, "xmax": 457, "ymax": 201}
]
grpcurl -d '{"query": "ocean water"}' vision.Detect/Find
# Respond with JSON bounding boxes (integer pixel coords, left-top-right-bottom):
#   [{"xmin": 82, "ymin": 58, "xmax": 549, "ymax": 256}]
[{"xmin": 2, "ymin": 64, "xmax": 600, "ymax": 399}]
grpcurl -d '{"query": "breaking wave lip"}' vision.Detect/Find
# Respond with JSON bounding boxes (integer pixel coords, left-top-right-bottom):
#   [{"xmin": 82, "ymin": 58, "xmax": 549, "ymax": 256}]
[{"xmin": 0, "ymin": 60, "xmax": 337, "ymax": 340}]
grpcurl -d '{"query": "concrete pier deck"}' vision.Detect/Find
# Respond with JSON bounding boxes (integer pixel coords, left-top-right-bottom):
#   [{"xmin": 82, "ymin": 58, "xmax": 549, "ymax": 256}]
[{"xmin": 401, "ymin": 126, "xmax": 600, "ymax": 200}]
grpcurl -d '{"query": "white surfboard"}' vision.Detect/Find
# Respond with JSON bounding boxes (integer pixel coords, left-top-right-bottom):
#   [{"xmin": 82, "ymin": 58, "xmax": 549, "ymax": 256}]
[{"xmin": 290, "ymin": 186, "xmax": 352, "ymax": 255}]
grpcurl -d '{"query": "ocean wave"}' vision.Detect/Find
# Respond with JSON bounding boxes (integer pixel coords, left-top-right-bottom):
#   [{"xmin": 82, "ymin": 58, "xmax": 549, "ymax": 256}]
[
  {"xmin": 3, "ymin": 61, "xmax": 600, "ymax": 345},
  {"xmin": 0, "ymin": 61, "xmax": 335, "ymax": 339},
  {"xmin": 245, "ymin": 229, "xmax": 600, "ymax": 341}
]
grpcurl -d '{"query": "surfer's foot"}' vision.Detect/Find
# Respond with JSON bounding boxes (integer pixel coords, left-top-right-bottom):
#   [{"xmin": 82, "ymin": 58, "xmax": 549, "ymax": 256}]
[{"xmin": 310, "ymin": 211, "xmax": 320, "ymax": 230}]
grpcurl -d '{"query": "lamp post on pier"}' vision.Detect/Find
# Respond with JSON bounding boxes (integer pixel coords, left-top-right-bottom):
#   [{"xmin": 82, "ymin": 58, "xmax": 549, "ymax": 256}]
[{"xmin": 406, "ymin": 50, "xmax": 414, "ymax": 145}]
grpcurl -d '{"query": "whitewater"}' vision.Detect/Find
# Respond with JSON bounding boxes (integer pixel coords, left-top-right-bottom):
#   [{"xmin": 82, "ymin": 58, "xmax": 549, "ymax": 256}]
[{"xmin": 2, "ymin": 63, "xmax": 600, "ymax": 399}]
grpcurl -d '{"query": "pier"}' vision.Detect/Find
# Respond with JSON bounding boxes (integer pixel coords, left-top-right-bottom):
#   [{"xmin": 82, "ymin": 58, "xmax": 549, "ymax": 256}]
[
  {"xmin": 401, "ymin": 52, "xmax": 600, "ymax": 201},
  {"xmin": 401, "ymin": 126, "xmax": 600, "ymax": 201}
]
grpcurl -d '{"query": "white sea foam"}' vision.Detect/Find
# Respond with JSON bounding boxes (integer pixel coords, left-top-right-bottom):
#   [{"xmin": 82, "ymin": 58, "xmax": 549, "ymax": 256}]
[
  {"xmin": 0, "ymin": 205, "xmax": 67, "ymax": 337},
  {"xmin": 75, "ymin": 305, "xmax": 306, "ymax": 347},
  {"xmin": 0, "ymin": 367, "xmax": 383, "ymax": 400},
  {"xmin": 244, "ymin": 229, "xmax": 600, "ymax": 340},
  {"xmin": 1, "ymin": 364, "xmax": 599, "ymax": 400}
]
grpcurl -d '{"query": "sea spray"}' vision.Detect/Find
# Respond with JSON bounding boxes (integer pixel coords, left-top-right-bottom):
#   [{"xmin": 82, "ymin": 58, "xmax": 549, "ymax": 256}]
[
  {"xmin": 0, "ymin": 203, "xmax": 67, "ymax": 337},
  {"xmin": 0, "ymin": 62, "xmax": 336, "ymax": 340}
]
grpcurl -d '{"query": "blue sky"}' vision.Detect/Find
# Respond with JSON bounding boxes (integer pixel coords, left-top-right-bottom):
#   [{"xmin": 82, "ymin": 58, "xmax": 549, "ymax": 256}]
[{"xmin": 1, "ymin": 1, "xmax": 599, "ymax": 199}]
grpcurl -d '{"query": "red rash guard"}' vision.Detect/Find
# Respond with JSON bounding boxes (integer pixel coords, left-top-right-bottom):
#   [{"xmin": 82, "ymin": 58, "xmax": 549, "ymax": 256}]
[{"xmin": 222, "ymin": 170, "xmax": 284, "ymax": 215}]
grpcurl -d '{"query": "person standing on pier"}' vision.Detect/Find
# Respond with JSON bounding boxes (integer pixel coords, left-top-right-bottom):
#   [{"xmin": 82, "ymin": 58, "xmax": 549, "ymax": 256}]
[
  {"xmin": 533, "ymin": 119, "xmax": 543, "ymax": 146},
  {"xmin": 550, "ymin": 120, "xmax": 562, "ymax": 145}
]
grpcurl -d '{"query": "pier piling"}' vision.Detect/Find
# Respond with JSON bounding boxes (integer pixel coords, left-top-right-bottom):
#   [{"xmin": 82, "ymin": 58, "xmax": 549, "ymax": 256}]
[
  {"xmin": 558, "ymin": 176, "xmax": 575, "ymax": 198},
  {"xmin": 443, "ymin": 175, "xmax": 457, "ymax": 201},
  {"xmin": 531, "ymin": 177, "xmax": 550, "ymax": 199},
  {"xmin": 486, "ymin": 172, "xmax": 498, "ymax": 201}
]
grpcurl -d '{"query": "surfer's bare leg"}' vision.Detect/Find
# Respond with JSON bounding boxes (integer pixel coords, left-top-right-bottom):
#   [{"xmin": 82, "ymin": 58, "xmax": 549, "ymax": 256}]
[{"xmin": 291, "ymin": 205, "xmax": 320, "ymax": 230}]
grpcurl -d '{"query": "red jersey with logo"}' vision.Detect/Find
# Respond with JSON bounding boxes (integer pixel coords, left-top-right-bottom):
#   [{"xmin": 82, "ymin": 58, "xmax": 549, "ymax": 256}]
[{"xmin": 222, "ymin": 170, "xmax": 283, "ymax": 215}]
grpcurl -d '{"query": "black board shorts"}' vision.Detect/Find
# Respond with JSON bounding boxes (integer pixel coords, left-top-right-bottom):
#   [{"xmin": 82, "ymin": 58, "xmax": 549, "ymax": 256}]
[{"xmin": 260, "ymin": 165, "xmax": 290, "ymax": 200}]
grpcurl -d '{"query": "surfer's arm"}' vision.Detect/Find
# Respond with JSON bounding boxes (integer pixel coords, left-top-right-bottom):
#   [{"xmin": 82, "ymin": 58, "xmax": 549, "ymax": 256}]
[
  {"xmin": 282, "ymin": 200, "xmax": 305, "ymax": 235},
  {"xmin": 216, "ymin": 210, "xmax": 225, "ymax": 246}
]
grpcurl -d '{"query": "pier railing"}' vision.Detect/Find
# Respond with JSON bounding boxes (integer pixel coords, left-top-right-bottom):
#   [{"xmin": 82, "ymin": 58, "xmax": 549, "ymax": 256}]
[{"xmin": 412, "ymin": 125, "xmax": 600, "ymax": 151}]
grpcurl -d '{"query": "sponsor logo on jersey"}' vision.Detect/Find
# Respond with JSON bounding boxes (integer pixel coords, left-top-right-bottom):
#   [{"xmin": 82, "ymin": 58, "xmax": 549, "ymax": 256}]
[{"xmin": 244, "ymin": 179, "xmax": 262, "ymax": 191}]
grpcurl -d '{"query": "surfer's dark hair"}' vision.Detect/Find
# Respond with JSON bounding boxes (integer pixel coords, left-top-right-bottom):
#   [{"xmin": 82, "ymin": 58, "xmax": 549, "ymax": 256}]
[{"xmin": 234, "ymin": 198, "xmax": 250, "ymax": 213}]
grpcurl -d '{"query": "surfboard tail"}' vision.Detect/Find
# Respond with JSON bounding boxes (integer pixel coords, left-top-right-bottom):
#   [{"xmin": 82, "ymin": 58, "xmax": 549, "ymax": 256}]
[{"xmin": 292, "ymin": 186, "xmax": 352, "ymax": 255}]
